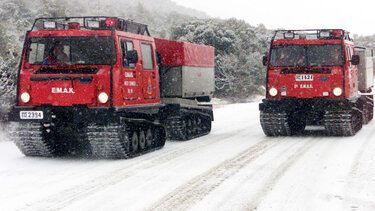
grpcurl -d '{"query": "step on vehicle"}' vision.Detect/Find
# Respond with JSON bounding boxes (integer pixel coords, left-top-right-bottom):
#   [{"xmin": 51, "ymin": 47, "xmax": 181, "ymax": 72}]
[
  {"xmin": 8, "ymin": 17, "xmax": 215, "ymax": 158},
  {"xmin": 260, "ymin": 29, "xmax": 374, "ymax": 136}
]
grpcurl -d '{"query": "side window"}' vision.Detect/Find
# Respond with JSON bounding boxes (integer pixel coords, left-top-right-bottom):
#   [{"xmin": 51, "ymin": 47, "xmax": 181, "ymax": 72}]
[
  {"xmin": 141, "ymin": 43, "xmax": 154, "ymax": 70},
  {"xmin": 121, "ymin": 40, "xmax": 135, "ymax": 68},
  {"xmin": 63, "ymin": 45, "xmax": 70, "ymax": 58},
  {"xmin": 346, "ymin": 47, "xmax": 352, "ymax": 67},
  {"xmin": 29, "ymin": 43, "xmax": 45, "ymax": 64}
]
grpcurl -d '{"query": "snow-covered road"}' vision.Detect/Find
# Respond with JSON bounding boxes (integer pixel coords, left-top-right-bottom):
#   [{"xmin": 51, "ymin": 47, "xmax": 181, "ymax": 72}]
[{"xmin": 1, "ymin": 103, "xmax": 375, "ymax": 211}]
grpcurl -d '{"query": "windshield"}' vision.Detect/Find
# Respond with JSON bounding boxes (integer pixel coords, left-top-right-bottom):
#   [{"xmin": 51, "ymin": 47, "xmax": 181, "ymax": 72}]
[
  {"xmin": 270, "ymin": 44, "xmax": 344, "ymax": 67},
  {"xmin": 27, "ymin": 36, "xmax": 116, "ymax": 65}
]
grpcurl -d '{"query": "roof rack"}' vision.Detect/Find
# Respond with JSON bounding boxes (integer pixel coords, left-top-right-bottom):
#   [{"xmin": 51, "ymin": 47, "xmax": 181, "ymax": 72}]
[
  {"xmin": 272, "ymin": 29, "xmax": 352, "ymax": 42},
  {"xmin": 31, "ymin": 16, "xmax": 151, "ymax": 36}
]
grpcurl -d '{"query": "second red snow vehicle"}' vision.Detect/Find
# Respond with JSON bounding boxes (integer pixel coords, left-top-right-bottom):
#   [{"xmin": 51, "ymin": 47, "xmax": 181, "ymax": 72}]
[
  {"xmin": 260, "ymin": 29, "xmax": 374, "ymax": 136},
  {"xmin": 9, "ymin": 17, "xmax": 215, "ymax": 158}
]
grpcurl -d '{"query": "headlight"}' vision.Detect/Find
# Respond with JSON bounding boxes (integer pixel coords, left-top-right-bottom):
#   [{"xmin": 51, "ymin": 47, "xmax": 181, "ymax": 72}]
[
  {"xmin": 269, "ymin": 88, "xmax": 278, "ymax": 97},
  {"xmin": 20, "ymin": 92, "xmax": 30, "ymax": 103},
  {"xmin": 333, "ymin": 88, "xmax": 342, "ymax": 96},
  {"xmin": 98, "ymin": 92, "xmax": 109, "ymax": 104}
]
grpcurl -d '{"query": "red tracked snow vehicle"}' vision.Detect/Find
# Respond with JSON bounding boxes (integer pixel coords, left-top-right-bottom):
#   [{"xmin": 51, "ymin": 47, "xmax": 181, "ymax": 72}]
[
  {"xmin": 9, "ymin": 17, "xmax": 214, "ymax": 158},
  {"xmin": 260, "ymin": 29, "xmax": 374, "ymax": 136}
]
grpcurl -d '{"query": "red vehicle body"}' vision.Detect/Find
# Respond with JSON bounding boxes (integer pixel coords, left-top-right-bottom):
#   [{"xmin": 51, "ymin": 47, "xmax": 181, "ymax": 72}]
[
  {"xmin": 260, "ymin": 29, "xmax": 374, "ymax": 136},
  {"xmin": 9, "ymin": 17, "xmax": 214, "ymax": 158}
]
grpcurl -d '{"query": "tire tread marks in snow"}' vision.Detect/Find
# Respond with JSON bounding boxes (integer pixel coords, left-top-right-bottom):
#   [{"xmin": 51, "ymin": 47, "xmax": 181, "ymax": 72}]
[
  {"xmin": 149, "ymin": 140, "xmax": 279, "ymax": 211},
  {"xmin": 243, "ymin": 141, "xmax": 316, "ymax": 210},
  {"xmin": 150, "ymin": 140, "xmax": 316, "ymax": 211}
]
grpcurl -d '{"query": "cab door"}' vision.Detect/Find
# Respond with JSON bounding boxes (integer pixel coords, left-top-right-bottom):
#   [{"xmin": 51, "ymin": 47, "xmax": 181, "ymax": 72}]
[
  {"xmin": 345, "ymin": 45, "xmax": 358, "ymax": 98},
  {"xmin": 119, "ymin": 38, "xmax": 141, "ymax": 103},
  {"xmin": 139, "ymin": 42, "xmax": 159, "ymax": 102}
]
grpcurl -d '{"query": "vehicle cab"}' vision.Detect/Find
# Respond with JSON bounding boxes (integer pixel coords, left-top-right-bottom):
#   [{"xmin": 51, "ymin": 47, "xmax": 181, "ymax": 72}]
[
  {"xmin": 13, "ymin": 17, "xmax": 160, "ymax": 122},
  {"xmin": 263, "ymin": 29, "xmax": 359, "ymax": 100}
]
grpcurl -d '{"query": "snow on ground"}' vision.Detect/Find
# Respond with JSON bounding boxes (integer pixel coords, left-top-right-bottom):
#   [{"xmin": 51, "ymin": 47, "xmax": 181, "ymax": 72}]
[{"xmin": 0, "ymin": 103, "xmax": 375, "ymax": 211}]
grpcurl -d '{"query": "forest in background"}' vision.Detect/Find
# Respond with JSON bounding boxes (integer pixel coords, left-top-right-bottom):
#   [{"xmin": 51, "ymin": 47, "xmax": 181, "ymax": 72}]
[{"xmin": 1, "ymin": 0, "xmax": 374, "ymax": 121}]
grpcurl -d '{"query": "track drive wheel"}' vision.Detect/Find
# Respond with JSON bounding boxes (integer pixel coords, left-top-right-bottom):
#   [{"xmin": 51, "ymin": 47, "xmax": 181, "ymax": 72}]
[
  {"xmin": 131, "ymin": 132, "xmax": 139, "ymax": 153},
  {"xmin": 146, "ymin": 128, "xmax": 153, "ymax": 148},
  {"xmin": 139, "ymin": 130, "xmax": 146, "ymax": 150}
]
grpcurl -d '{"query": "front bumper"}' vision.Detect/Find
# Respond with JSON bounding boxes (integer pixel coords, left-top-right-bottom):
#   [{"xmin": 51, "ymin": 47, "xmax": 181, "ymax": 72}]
[
  {"xmin": 259, "ymin": 98, "xmax": 354, "ymax": 112},
  {"xmin": 8, "ymin": 106, "xmax": 113, "ymax": 123}
]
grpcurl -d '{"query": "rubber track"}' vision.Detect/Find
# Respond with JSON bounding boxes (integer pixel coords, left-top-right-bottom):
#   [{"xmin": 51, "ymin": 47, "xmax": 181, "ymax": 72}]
[
  {"xmin": 166, "ymin": 117, "xmax": 186, "ymax": 140},
  {"xmin": 9, "ymin": 122, "xmax": 55, "ymax": 157},
  {"xmin": 323, "ymin": 110, "xmax": 360, "ymax": 136},
  {"xmin": 166, "ymin": 114, "xmax": 211, "ymax": 141},
  {"xmin": 260, "ymin": 111, "xmax": 291, "ymax": 136},
  {"xmin": 366, "ymin": 96, "xmax": 374, "ymax": 122},
  {"xmin": 87, "ymin": 124, "xmax": 129, "ymax": 159},
  {"xmin": 87, "ymin": 122, "xmax": 165, "ymax": 159}
]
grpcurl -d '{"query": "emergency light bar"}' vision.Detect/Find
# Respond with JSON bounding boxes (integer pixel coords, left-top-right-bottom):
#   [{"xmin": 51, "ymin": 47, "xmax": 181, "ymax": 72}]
[
  {"xmin": 43, "ymin": 21, "xmax": 56, "ymax": 29},
  {"xmin": 273, "ymin": 29, "xmax": 352, "ymax": 42},
  {"xmin": 32, "ymin": 17, "xmax": 151, "ymax": 36}
]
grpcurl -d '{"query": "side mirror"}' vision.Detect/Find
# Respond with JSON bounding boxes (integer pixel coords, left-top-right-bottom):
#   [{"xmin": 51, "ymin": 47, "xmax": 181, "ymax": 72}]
[
  {"xmin": 127, "ymin": 50, "xmax": 138, "ymax": 64},
  {"xmin": 262, "ymin": 55, "xmax": 268, "ymax": 66},
  {"xmin": 351, "ymin": 55, "xmax": 360, "ymax": 65},
  {"xmin": 156, "ymin": 50, "xmax": 162, "ymax": 66}
]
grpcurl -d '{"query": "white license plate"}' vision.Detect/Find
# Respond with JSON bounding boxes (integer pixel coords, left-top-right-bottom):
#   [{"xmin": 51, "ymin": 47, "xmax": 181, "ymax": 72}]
[
  {"xmin": 296, "ymin": 75, "xmax": 314, "ymax": 81},
  {"xmin": 20, "ymin": 111, "xmax": 43, "ymax": 120}
]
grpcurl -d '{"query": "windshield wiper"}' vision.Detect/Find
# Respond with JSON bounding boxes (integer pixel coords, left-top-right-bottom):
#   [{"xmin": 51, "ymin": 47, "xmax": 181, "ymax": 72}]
[
  {"xmin": 280, "ymin": 68, "xmax": 332, "ymax": 74},
  {"xmin": 34, "ymin": 67, "xmax": 100, "ymax": 74}
]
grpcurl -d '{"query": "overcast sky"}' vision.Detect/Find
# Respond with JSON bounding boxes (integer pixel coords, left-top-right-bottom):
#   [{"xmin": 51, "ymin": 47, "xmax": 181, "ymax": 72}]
[{"xmin": 171, "ymin": 0, "xmax": 375, "ymax": 36}]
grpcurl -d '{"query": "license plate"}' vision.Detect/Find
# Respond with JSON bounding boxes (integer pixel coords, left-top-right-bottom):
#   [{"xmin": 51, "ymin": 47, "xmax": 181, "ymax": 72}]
[
  {"xmin": 20, "ymin": 111, "xmax": 43, "ymax": 120},
  {"xmin": 296, "ymin": 75, "xmax": 313, "ymax": 81}
]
